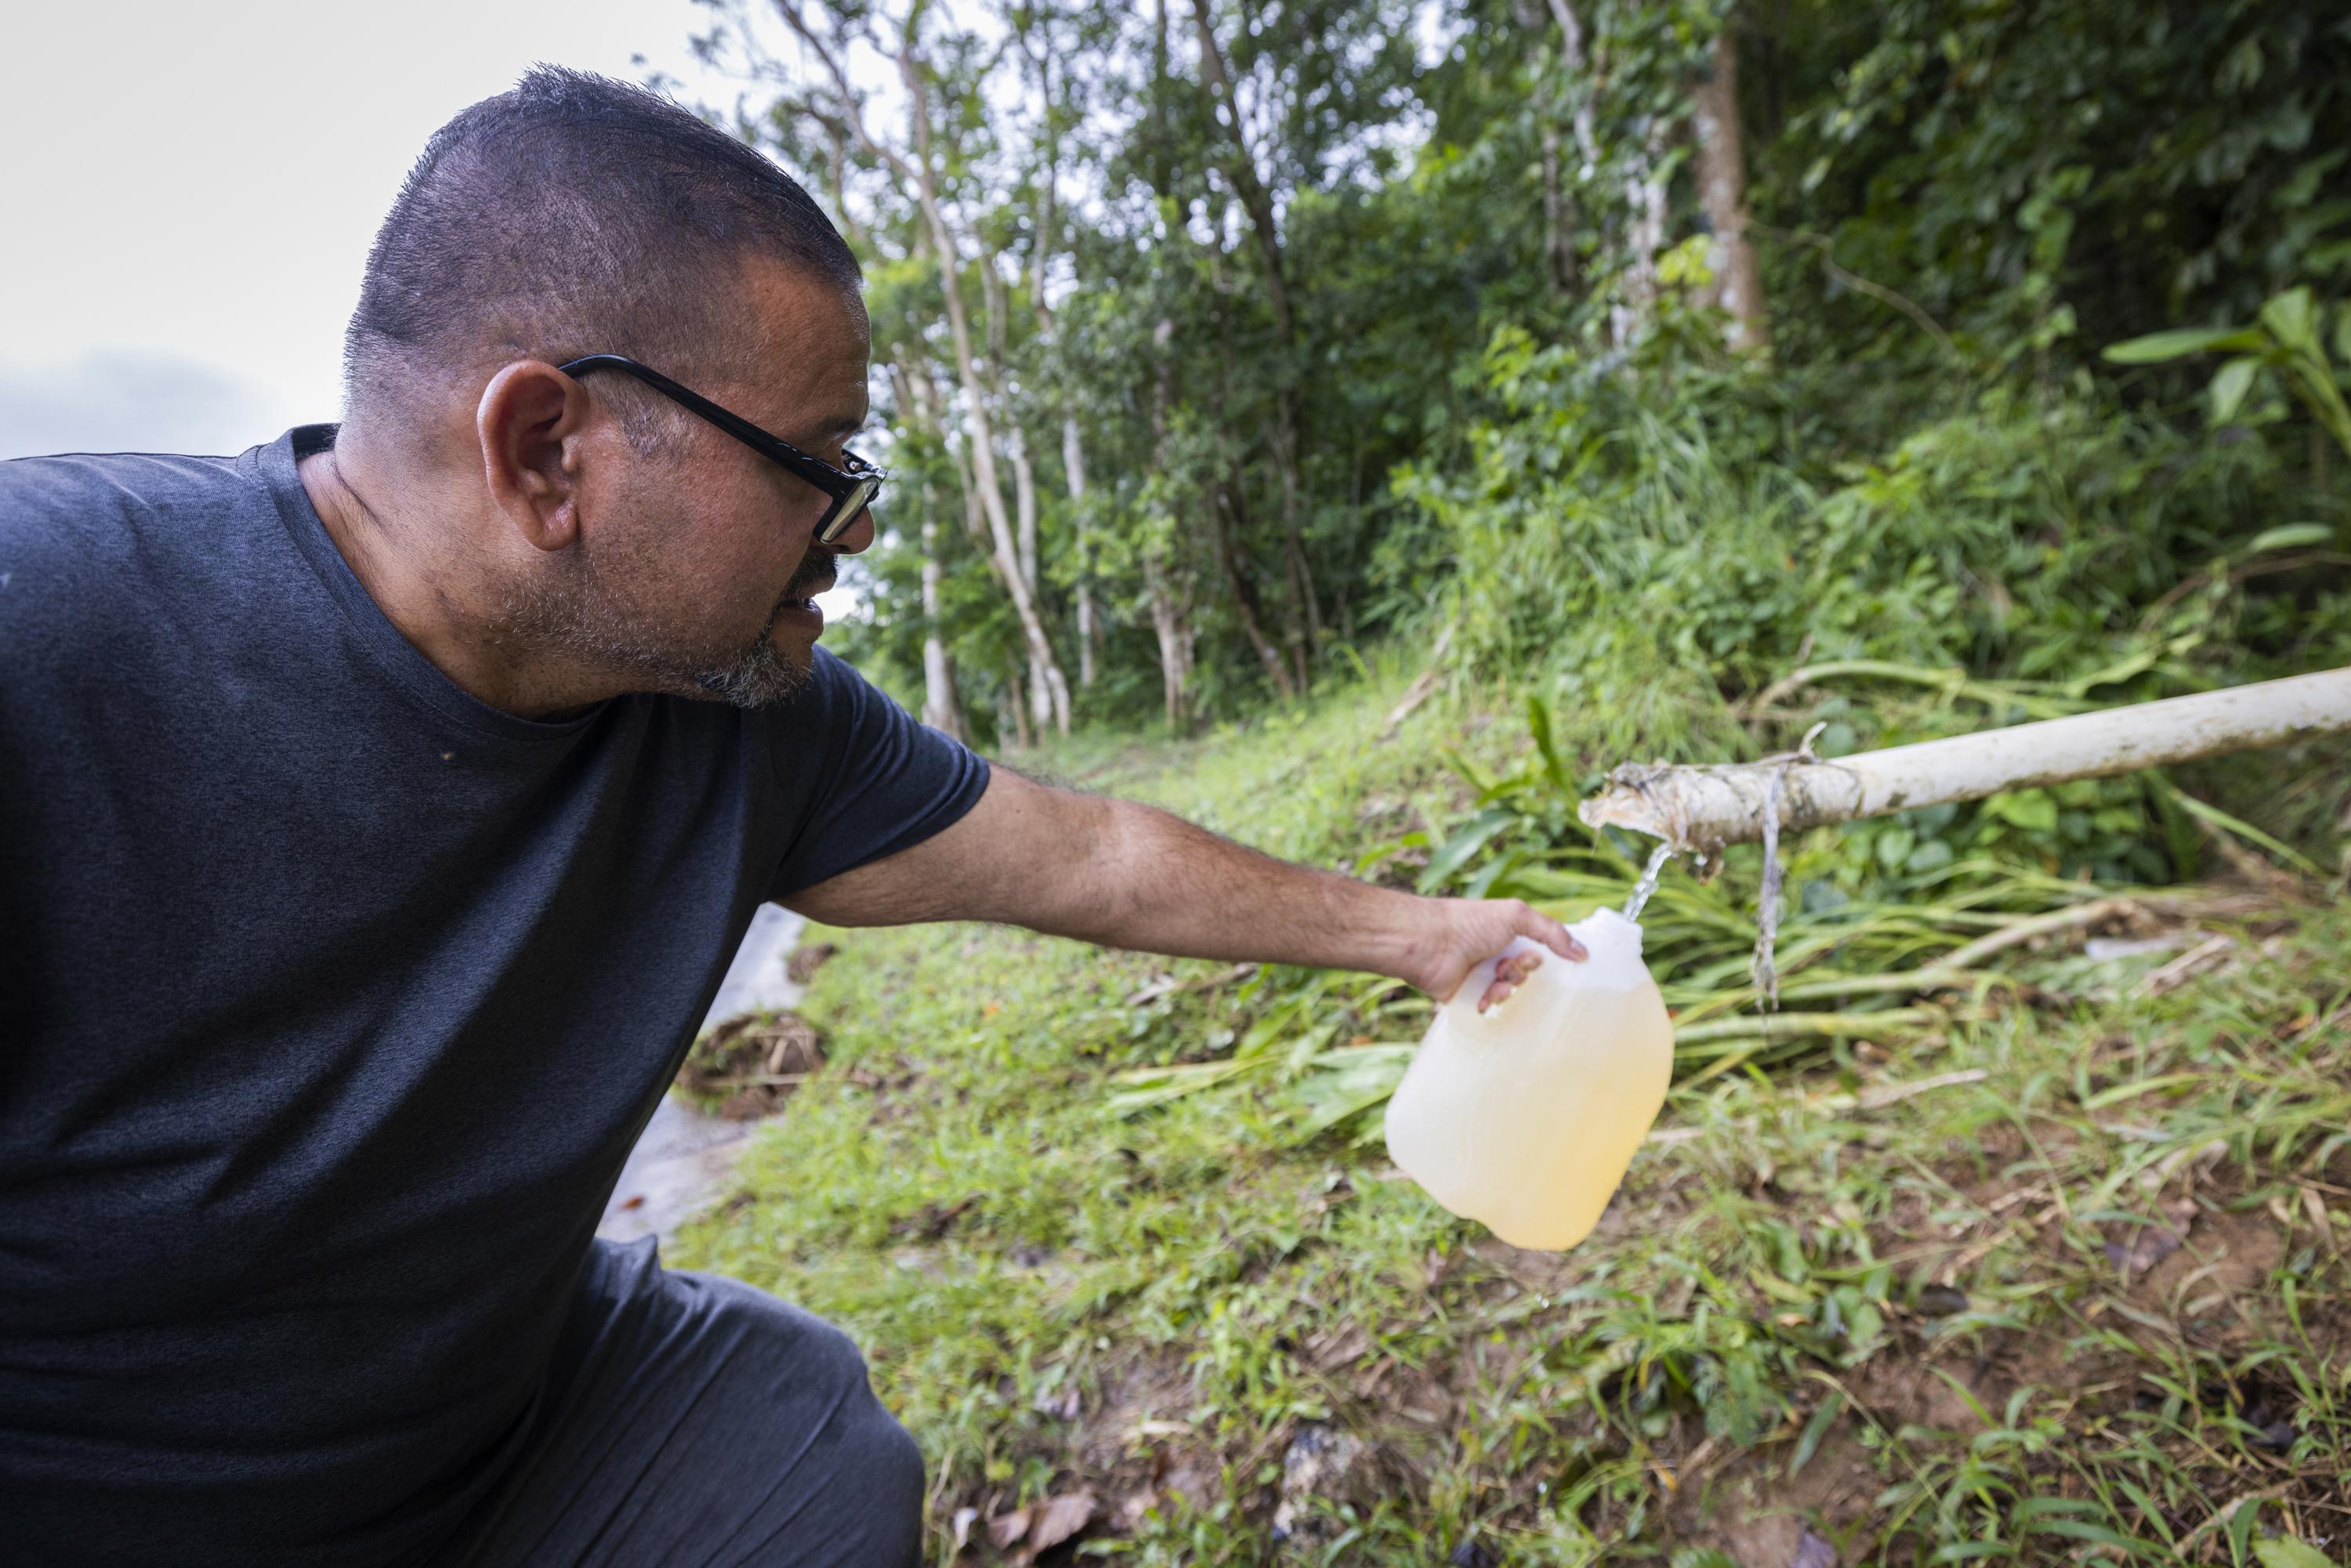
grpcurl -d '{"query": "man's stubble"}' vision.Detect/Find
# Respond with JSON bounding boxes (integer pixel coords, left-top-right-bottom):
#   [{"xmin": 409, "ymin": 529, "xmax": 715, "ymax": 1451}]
[{"xmin": 496, "ymin": 525, "xmax": 837, "ymax": 711}]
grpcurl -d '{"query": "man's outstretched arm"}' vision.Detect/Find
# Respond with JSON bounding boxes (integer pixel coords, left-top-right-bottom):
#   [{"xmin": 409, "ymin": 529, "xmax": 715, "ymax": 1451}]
[{"xmin": 785, "ymin": 766, "xmax": 1584, "ymax": 1010}]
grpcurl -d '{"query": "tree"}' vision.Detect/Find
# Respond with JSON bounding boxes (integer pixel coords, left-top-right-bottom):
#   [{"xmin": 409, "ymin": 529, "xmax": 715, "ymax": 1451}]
[
  {"xmin": 770, "ymin": 0, "xmax": 1075, "ymax": 737},
  {"xmin": 1690, "ymin": 20, "xmax": 1768, "ymax": 352}
]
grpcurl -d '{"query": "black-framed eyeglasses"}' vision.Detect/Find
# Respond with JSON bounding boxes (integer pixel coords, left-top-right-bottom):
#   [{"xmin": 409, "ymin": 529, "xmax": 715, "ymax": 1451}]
[{"xmin": 556, "ymin": 353, "xmax": 885, "ymax": 545}]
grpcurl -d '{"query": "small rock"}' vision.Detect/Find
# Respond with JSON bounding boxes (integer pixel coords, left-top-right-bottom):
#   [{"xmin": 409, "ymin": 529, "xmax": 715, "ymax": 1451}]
[
  {"xmin": 2104, "ymin": 1198, "xmax": 2197, "ymax": 1276},
  {"xmin": 1916, "ymin": 1283, "xmax": 1969, "ymax": 1317},
  {"xmin": 1791, "ymin": 1528, "xmax": 1838, "ymax": 1568},
  {"xmin": 1270, "ymin": 1425, "xmax": 1385, "ymax": 1548}
]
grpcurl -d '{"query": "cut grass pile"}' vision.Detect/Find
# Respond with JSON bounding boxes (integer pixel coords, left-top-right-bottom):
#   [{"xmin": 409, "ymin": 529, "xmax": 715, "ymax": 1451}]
[{"xmin": 672, "ymin": 679, "xmax": 2351, "ymax": 1565}]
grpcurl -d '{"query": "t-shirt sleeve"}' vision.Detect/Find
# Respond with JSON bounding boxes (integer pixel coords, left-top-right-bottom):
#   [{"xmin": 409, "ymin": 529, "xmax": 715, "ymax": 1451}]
[{"xmin": 765, "ymin": 646, "xmax": 991, "ymax": 898}]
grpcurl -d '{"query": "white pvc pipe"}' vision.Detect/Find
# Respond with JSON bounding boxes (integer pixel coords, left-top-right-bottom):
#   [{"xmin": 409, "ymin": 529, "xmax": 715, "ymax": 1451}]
[{"xmin": 1577, "ymin": 667, "xmax": 2351, "ymax": 851}]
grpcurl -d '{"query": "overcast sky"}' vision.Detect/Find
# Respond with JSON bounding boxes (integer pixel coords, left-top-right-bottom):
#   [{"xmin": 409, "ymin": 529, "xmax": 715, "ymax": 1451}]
[{"xmin": 0, "ymin": 0, "xmax": 747, "ymax": 462}]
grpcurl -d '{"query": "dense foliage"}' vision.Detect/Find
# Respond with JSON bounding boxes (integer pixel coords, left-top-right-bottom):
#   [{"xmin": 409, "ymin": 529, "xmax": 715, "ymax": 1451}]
[{"xmin": 697, "ymin": 0, "xmax": 2350, "ymax": 770}]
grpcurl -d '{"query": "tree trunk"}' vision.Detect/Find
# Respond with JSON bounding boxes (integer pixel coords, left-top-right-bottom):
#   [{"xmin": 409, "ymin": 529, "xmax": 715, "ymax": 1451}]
[
  {"xmin": 771, "ymin": 4, "xmax": 1072, "ymax": 732},
  {"xmin": 1210, "ymin": 482, "xmax": 1298, "ymax": 700},
  {"xmin": 1189, "ymin": 0, "xmax": 1294, "ymax": 339},
  {"xmin": 1547, "ymin": 0, "xmax": 1603, "ymax": 183},
  {"xmin": 926, "ymin": 255, "xmax": 1069, "ymax": 734},
  {"xmin": 918, "ymin": 500, "xmax": 965, "ymax": 741},
  {"xmin": 1610, "ymin": 118, "xmax": 1672, "ymax": 350},
  {"xmin": 1270, "ymin": 403, "xmax": 1317, "ymax": 690},
  {"xmin": 1063, "ymin": 413, "xmax": 1098, "ymax": 689},
  {"xmin": 1191, "ymin": 0, "xmax": 1319, "ymax": 683},
  {"xmin": 1515, "ymin": 0, "xmax": 1578, "ymax": 297},
  {"xmin": 889, "ymin": 360, "xmax": 968, "ymax": 741},
  {"xmin": 1004, "ymin": 421, "xmax": 1052, "ymax": 730},
  {"xmin": 1147, "ymin": 561, "xmax": 1194, "ymax": 730},
  {"xmin": 1691, "ymin": 25, "xmax": 1770, "ymax": 353},
  {"xmin": 1138, "ymin": 14, "xmax": 1197, "ymax": 730},
  {"xmin": 1001, "ymin": 650, "xmax": 1034, "ymax": 750}
]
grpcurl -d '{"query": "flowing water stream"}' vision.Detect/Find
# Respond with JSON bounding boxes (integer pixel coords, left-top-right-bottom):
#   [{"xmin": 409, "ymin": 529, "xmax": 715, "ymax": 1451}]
[{"xmin": 1621, "ymin": 840, "xmax": 1675, "ymax": 923}]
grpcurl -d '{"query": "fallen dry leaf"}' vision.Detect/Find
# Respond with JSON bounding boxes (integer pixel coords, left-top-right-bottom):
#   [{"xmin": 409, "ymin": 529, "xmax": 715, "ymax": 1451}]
[
  {"xmin": 2132, "ymin": 933, "xmax": 2237, "ymax": 998},
  {"xmin": 1025, "ymin": 1491, "xmax": 1096, "ymax": 1555},
  {"xmin": 1304, "ymin": 1322, "xmax": 1372, "ymax": 1371},
  {"xmin": 984, "ymin": 1508, "xmax": 1030, "ymax": 1550}
]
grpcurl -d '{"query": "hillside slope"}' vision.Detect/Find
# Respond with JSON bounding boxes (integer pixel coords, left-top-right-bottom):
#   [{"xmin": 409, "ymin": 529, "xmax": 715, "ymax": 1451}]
[{"xmin": 672, "ymin": 679, "xmax": 2350, "ymax": 1565}]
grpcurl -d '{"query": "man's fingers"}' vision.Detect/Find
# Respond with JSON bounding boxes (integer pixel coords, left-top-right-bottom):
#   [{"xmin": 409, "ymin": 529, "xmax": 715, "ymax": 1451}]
[
  {"xmin": 1474, "ymin": 949, "xmax": 1543, "ymax": 1012},
  {"xmin": 1515, "ymin": 903, "xmax": 1585, "ymax": 962}
]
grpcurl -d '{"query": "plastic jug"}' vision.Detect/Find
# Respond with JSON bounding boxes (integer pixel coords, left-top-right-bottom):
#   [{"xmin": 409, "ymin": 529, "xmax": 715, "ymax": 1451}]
[{"xmin": 1384, "ymin": 910, "xmax": 1672, "ymax": 1251}]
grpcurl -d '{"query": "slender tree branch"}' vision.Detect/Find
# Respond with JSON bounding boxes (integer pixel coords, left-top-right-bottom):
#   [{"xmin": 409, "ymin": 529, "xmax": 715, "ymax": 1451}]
[{"xmin": 1748, "ymin": 219, "xmax": 1962, "ymax": 363}]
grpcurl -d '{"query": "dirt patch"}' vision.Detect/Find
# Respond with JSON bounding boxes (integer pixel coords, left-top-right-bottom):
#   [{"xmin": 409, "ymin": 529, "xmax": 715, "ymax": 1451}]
[
  {"xmin": 2133, "ymin": 1200, "xmax": 2286, "ymax": 1311},
  {"xmin": 1690, "ymin": 1424, "xmax": 1876, "ymax": 1567},
  {"xmin": 786, "ymin": 940, "xmax": 839, "ymax": 984},
  {"xmin": 676, "ymin": 1011, "xmax": 826, "ymax": 1118}
]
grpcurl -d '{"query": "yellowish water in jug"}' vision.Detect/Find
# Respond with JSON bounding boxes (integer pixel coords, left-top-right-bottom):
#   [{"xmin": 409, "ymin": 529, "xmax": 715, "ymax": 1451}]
[{"xmin": 1383, "ymin": 914, "xmax": 1672, "ymax": 1251}]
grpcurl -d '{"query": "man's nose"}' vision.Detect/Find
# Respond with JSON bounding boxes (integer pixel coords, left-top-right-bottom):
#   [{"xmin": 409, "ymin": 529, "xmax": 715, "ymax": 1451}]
[{"xmin": 832, "ymin": 504, "xmax": 878, "ymax": 556}]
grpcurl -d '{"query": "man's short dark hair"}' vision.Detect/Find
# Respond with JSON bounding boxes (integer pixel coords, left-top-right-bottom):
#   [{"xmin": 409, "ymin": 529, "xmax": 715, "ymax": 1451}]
[{"xmin": 343, "ymin": 66, "xmax": 860, "ymax": 430}]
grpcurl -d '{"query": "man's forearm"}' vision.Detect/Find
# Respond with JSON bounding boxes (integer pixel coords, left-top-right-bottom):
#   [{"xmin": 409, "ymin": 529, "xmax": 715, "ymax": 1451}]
[
  {"xmin": 1045, "ymin": 795, "xmax": 1426, "ymax": 980},
  {"xmin": 787, "ymin": 766, "xmax": 1581, "ymax": 1005}
]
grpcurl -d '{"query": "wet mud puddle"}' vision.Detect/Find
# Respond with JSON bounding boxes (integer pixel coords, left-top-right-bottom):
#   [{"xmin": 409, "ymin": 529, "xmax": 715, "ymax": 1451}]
[{"xmin": 597, "ymin": 904, "xmax": 804, "ymax": 1246}]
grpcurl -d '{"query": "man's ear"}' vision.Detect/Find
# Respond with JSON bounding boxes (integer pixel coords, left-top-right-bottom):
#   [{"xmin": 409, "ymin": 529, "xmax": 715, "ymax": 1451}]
[{"xmin": 476, "ymin": 360, "xmax": 596, "ymax": 554}]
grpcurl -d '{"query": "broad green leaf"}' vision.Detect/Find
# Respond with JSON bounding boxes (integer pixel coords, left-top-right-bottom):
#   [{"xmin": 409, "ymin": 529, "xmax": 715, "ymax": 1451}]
[
  {"xmin": 1788, "ymin": 1390, "xmax": 1842, "ymax": 1477},
  {"xmin": 1525, "ymin": 692, "xmax": 1570, "ymax": 792},
  {"xmin": 2259, "ymin": 287, "xmax": 2320, "ymax": 353},
  {"xmin": 2245, "ymin": 523, "xmax": 2334, "ymax": 553},
  {"xmin": 1985, "ymin": 789, "xmax": 2058, "ymax": 832},
  {"xmin": 2208, "ymin": 356, "xmax": 2260, "ymax": 425},
  {"xmin": 2252, "ymin": 1541, "xmax": 2342, "ymax": 1568},
  {"xmin": 1288, "ymin": 1045, "xmax": 1412, "ymax": 1142},
  {"xmin": 1417, "ymin": 806, "xmax": 1519, "ymax": 891},
  {"xmin": 2102, "ymin": 325, "xmax": 2259, "ymax": 364},
  {"xmin": 2064, "ymin": 646, "xmax": 2160, "ymax": 695}
]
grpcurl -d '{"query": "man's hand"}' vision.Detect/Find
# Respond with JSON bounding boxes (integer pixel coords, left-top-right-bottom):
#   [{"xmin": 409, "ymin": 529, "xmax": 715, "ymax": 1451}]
[
  {"xmin": 1396, "ymin": 896, "xmax": 1586, "ymax": 1012},
  {"xmin": 787, "ymin": 766, "xmax": 1585, "ymax": 1005}
]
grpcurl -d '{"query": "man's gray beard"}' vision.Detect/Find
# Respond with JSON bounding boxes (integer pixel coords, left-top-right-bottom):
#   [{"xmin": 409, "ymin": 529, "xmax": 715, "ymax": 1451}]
[{"xmin": 498, "ymin": 552, "xmax": 810, "ymax": 711}]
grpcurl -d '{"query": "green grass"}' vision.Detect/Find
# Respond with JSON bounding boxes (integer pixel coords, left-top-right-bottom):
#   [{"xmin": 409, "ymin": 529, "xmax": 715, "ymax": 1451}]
[{"xmin": 672, "ymin": 678, "xmax": 2351, "ymax": 1566}]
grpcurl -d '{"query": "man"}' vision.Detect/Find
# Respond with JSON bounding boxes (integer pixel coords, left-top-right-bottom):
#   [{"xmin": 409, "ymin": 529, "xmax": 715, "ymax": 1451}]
[{"xmin": 0, "ymin": 69, "xmax": 1578, "ymax": 1566}]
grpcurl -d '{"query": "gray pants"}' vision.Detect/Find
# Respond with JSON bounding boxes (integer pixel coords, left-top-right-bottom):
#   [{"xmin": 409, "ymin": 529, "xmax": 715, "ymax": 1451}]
[{"xmin": 446, "ymin": 1239, "xmax": 925, "ymax": 1567}]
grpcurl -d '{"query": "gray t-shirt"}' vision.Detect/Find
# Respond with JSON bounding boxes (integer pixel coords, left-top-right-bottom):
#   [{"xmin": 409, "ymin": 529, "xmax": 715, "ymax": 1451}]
[{"xmin": 0, "ymin": 429, "xmax": 987, "ymax": 1565}]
